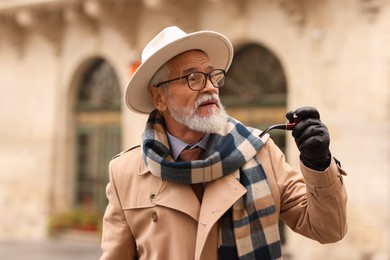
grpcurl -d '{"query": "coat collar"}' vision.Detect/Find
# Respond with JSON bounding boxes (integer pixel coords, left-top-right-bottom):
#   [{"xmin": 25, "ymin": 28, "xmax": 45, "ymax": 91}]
[
  {"xmin": 140, "ymin": 153, "xmax": 247, "ymax": 259},
  {"xmin": 148, "ymin": 168, "xmax": 246, "ymax": 260},
  {"xmin": 151, "ymin": 171, "xmax": 246, "ymax": 218}
]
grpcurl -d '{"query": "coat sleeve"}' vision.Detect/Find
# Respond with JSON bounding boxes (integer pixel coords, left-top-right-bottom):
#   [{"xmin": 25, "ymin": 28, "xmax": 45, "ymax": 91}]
[
  {"xmin": 265, "ymin": 139, "xmax": 348, "ymax": 243},
  {"xmin": 100, "ymin": 161, "xmax": 137, "ymax": 260}
]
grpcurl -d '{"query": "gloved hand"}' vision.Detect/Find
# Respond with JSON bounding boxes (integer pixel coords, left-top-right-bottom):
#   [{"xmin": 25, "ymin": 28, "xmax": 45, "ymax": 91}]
[{"xmin": 286, "ymin": 106, "xmax": 331, "ymax": 171}]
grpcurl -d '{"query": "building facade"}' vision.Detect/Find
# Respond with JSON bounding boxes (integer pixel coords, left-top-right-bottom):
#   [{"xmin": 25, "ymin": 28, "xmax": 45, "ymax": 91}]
[{"xmin": 0, "ymin": 0, "xmax": 389, "ymax": 259}]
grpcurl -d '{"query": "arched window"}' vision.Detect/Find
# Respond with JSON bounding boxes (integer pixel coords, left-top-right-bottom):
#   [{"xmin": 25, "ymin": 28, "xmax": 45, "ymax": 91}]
[
  {"xmin": 221, "ymin": 43, "xmax": 288, "ymax": 151},
  {"xmin": 74, "ymin": 58, "xmax": 122, "ymax": 211},
  {"xmin": 221, "ymin": 43, "xmax": 288, "ymax": 243}
]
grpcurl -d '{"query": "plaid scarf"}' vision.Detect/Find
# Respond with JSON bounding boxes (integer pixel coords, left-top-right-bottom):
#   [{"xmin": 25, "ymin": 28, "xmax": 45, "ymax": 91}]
[{"xmin": 142, "ymin": 110, "xmax": 281, "ymax": 259}]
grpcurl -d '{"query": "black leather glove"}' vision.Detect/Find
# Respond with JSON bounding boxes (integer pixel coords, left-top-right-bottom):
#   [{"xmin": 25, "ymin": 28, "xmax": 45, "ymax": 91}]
[{"xmin": 286, "ymin": 106, "xmax": 331, "ymax": 171}]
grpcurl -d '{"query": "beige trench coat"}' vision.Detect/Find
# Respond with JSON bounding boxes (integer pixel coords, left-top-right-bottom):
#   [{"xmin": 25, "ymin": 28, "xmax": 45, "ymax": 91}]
[{"xmin": 100, "ymin": 138, "xmax": 347, "ymax": 260}]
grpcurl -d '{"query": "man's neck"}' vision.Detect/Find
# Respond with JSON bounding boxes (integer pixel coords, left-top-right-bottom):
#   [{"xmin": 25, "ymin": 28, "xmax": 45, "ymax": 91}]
[{"xmin": 167, "ymin": 131, "xmax": 210, "ymax": 160}]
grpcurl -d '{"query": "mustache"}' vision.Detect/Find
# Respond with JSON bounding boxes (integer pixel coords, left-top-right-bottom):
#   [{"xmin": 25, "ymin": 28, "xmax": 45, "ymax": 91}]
[{"xmin": 195, "ymin": 93, "xmax": 220, "ymax": 108}]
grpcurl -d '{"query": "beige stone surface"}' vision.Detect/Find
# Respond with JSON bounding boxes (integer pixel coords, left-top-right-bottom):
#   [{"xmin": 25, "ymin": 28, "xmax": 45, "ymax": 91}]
[{"xmin": 0, "ymin": 0, "xmax": 388, "ymax": 258}]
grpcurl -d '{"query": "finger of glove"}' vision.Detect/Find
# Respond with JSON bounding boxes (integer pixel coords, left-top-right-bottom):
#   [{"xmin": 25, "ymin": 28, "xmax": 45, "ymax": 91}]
[
  {"xmin": 286, "ymin": 111, "xmax": 295, "ymax": 122},
  {"xmin": 295, "ymin": 124, "xmax": 330, "ymax": 153},
  {"xmin": 297, "ymin": 134, "xmax": 330, "ymax": 154},
  {"xmin": 292, "ymin": 118, "xmax": 324, "ymax": 140},
  {"xmin": 294, "ymin": 106, "xmax": 320, "ymax": 120}
]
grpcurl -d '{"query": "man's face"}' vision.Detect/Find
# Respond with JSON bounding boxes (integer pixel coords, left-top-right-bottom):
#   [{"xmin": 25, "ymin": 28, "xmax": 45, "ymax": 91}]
[{"xmin": 151, "ymin": 50, "xmax": 227, "ymax": 138}]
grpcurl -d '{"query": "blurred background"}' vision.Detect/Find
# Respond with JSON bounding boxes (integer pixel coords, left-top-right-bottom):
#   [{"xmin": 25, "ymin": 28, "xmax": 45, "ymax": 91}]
[{"xmin": 0, "ymin": 0, "xmax": 389, "ymax": 259}]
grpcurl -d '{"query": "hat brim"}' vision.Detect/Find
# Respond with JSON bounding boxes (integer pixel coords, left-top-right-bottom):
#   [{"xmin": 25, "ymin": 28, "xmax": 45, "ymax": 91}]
[{"xmin": 125, "ymin": 31, "xmax": 233, "ymax": 114}]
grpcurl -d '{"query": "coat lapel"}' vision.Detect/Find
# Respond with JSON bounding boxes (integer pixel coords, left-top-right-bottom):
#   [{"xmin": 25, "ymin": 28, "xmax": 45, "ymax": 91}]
[
  {"xmin": 140, "ymin": 158, "xmax": 246, "ymax": 259},
  {"xmin": 139, "ymin": 155, "xmax": 201, "ymax": 221},
  {"xmin": 153, "ymin": 180, "xmax": 201, "ymax": 221},
  {"xmin": 195, "ymin": 172, "xmax": 247, "ymax": 260}
]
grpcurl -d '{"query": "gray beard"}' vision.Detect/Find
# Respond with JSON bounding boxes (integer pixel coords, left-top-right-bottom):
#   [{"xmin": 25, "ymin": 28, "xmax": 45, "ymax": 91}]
[{"xmin": 167, "ymin": 93, "xmax": 228, "ymax": 133}]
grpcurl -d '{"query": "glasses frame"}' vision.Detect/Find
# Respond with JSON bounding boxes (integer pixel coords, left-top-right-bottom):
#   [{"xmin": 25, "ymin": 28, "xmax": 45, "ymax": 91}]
[{"xmin": 155, "ymin": 69, "xmax": 226, "ymax": 91}]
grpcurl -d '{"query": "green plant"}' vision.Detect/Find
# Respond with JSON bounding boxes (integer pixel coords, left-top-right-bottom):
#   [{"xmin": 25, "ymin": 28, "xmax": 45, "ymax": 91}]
[{"xmin": 48, "ymin": 209, "xmax": 103, "ymax": 235}]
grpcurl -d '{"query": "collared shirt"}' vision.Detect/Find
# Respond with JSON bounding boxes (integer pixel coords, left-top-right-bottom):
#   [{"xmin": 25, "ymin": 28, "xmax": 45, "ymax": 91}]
[{"xmin": 167, "ymin": 131, "xmax": 210, "ymax": 160}]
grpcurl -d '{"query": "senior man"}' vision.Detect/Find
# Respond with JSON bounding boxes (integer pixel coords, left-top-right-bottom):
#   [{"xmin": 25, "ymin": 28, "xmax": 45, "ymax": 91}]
[{"xmin": 100, "ymin": 26, "xmax": 347, "ymax": 260}]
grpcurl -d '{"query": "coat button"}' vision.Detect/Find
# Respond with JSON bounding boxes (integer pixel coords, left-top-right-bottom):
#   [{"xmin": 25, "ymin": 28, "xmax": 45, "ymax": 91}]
[
  {"xmin": 150, "ymin": 193, "xmax": 156, "ymax": 202},
  {"xmin": 151, "ymin": 211, "xmax": 158, "ymax": 222}
]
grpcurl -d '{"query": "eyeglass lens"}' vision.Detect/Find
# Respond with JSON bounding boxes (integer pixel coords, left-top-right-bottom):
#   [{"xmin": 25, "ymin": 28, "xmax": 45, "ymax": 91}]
[{"xmin": 187, "ymin": 70, "xmax": 225, "ymax": 90}]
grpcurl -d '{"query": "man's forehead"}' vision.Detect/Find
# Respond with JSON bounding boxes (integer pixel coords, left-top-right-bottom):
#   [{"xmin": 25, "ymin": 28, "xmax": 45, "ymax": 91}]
[
  {"xmin": 182, "ymin": 65, "xmax": 215, "ymax": 74},
  {"xmin": 167, "ymin": 50, "xmax": 213, "ymax": 73}
]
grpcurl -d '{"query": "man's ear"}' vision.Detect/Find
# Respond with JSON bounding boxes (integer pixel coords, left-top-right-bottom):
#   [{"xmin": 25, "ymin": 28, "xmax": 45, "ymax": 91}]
[{"xmin": 149, "ymin": 87, "xmax": 167, "ymax": 111}]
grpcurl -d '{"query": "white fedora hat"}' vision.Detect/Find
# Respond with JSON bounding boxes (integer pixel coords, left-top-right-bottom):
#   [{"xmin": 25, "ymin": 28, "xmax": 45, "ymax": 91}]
[{"xmin": 125, "ymin": 26, "xmax": 234, "ymax": 114}]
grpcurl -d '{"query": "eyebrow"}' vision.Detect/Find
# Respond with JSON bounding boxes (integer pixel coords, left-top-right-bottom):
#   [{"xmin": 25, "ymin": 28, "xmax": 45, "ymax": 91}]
[{"xmin": 182, "ymin": 65, "xmax": 215, "ymax": 75}]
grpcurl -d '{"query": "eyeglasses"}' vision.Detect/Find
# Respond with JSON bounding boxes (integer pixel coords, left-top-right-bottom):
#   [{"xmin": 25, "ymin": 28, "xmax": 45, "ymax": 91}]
[{"xmin": 155, "ymin": 69, "xmax": 226, "ymax": 91}]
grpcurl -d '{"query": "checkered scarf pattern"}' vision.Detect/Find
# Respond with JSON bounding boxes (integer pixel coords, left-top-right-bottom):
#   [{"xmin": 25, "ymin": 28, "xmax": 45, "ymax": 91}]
[{"xmin": 142, "ymin": 110, "xmax": 281, "ymax": 259}]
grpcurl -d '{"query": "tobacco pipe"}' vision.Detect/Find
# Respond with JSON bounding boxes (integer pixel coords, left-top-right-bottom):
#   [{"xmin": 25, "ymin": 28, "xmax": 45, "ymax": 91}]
[{"xmin": 259, "ymin": 114, "xmax": 300, "ymax": 138}]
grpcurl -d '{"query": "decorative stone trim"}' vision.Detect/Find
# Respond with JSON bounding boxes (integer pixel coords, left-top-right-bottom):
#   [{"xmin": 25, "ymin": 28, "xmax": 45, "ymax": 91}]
[
  {"xmin": 277, "ymin": 0, "xmax": 306, "ymax": 28},
  {"xmin": 359, "ymin": 0, "xmax": 381, "ymax": 22},
  {"xmin": 0, "ymin": 0, "xmax": 143, "ymax": 55},
  {"xmin": 0, "ymin": 0, "xmax": 206, "ymax": 56}
]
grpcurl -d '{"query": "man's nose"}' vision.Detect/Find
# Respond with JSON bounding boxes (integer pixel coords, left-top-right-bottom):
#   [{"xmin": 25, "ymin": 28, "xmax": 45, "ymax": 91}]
[{"xmin": 202, "ymin": 77, "xmax": 218, "ymax": 93}]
